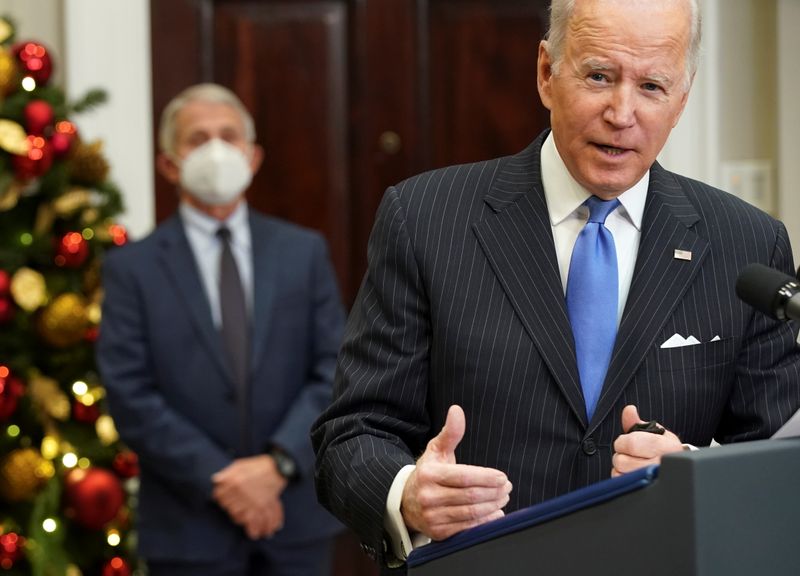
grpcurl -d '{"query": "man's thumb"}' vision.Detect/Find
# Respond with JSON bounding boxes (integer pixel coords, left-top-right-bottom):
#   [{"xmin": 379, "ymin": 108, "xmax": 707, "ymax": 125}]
[
  {"xmin": 621, "ymin": 404, "xmax": 644, "ymax": 433},
  {"xmin": 428, "ymin": 405, "xmax": 466, "ymax": 460}
]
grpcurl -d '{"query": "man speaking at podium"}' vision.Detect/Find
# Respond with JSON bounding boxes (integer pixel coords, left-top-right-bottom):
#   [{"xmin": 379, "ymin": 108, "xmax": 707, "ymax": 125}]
[{"xmin": 312, "ymin": 0, "xmax": 800, "ymax": 569}]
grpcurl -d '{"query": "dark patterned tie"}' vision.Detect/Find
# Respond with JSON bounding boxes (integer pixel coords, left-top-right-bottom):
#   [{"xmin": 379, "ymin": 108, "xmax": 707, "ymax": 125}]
[
  {"xmin": 566, "ymin": 196, "xmax": 620, "ymax": 422},
  {"xmin": 217, "ymin": 227, "xmax": 250, "ymax": 451}
]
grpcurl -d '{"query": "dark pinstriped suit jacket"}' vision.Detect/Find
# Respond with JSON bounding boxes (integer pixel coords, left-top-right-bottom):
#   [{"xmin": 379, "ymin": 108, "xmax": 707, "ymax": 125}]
[{"xmin": 312, "ymin": 131, "xmax": 800, "ymax": 567}]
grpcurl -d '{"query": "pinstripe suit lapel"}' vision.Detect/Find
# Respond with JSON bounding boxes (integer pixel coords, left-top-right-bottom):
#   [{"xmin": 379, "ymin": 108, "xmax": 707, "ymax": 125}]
[
  {"xmin": 473, "ymin": 139, "xmax": 588, "ymax": 428},
  {"xmin": 590, "ymin": 163, "xmax": 710, "ymax": 431},
  {"xmin": 157, "ymin": 218, "xmax": 233, "ymax": 386}
]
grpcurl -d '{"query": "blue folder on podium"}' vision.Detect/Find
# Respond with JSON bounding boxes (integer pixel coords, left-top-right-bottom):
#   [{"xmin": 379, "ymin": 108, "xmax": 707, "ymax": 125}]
[{"xmin": 407, "ymin": 464, "xmax": 659, "ymax": 568}]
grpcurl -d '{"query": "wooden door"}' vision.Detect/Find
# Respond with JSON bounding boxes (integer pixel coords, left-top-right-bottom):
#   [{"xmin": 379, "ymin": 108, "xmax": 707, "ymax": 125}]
[{"xmin": 151, "ymin": 1, "xmax": 550, "ymax": 573}]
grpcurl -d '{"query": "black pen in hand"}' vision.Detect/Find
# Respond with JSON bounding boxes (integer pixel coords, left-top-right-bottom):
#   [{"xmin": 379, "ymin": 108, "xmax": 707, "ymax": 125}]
[{"xmin": 626, "ymin": 420, "xmax": 666, "ymax": 435}]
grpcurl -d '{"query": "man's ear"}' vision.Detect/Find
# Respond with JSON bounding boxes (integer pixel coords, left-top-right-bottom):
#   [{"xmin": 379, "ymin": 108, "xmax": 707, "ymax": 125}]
[
  {"xmin": 249, "ymin": 143, "xmax": 264, "ymax": 175},
  {"xmin": 537, "ymin": 40, "xmax": 554, "ymax": 111},
  {"xmin": 156, "ymin": 152, "xmax": 181, "ymax": 186}
]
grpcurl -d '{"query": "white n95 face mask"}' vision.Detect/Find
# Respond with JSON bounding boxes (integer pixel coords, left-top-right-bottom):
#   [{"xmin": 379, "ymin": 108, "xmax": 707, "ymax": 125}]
[{"xmin": 179, "ymin": 139, "xmax": 253, "ymax": 206}]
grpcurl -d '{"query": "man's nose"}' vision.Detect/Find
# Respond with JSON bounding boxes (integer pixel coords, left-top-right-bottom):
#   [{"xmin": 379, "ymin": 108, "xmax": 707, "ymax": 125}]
[{"xmin": 602, "ymin": 86, "xmax": 636, "ymax": 128}]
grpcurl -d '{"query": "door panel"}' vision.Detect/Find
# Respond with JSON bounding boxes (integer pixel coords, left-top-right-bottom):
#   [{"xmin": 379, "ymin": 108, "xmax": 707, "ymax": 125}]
[{"xmin": 427, "ymin": 0, "xmax": 550, "ymax": 166}]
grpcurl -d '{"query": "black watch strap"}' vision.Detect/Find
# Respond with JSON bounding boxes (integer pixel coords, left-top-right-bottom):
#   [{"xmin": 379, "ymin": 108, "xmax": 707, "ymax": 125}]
[{"xmin": 268, "ymin": 447, "xmax": 298, "ymax": 481}]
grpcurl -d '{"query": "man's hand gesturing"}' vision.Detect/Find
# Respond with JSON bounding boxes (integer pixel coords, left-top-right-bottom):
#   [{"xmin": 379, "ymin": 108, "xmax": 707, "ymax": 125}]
[{"xmin": 401, "ymin": 405, "xmax": 512, "ymax": 541}]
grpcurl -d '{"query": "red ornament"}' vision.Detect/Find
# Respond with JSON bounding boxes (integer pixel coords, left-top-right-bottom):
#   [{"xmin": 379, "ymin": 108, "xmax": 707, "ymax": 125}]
[
  {"xmin": 112, "ymin": 451, "xmax": 139, "ymax": 479},
  {"xmin": 102, "ymin": 556, "xmax": 131, "ymax": 576},
  {"xmin": 64, "ymin": 467, "xmax": 125, "ymax": 530},
  {"xmin": 12, "ymin": 135, "xmax": 53, "ymax": 180},
  {"xmin": 0, "ymin": 270, "xmax": 10, "ymax": 296},
  {"xmin": 23, "ymin": 100, "xmax": 54, "ymax": 135},
  {"xmin": 11, "ymin": 41, "xmax": 53, "ymax": 85},
  {"xmin": 109, "ymin": 224, "xmax": 128, "ymax": 247},
  {"xmin": 0, "ymin": 367, "xmax": 25, "ymax": 421},
  {"xmin": 51, "ymin": 120, "xmax": 78, "ymax": 158},
  {"xmin": 55, "ymin": 231, "xmax": 90, "ymax": 268},
  {"xmin": 72, "ymin": 400, "xmax": 100, "ymax": 424},
  {"xmin": 84, "ymin": 325, "xmax": 99, "ymax": 343},
  {"xmin": 0, "ymin": 298, "xmax": 15, "ymax": 325},
  {"xmin": 0, "ymin": 532, "xmax": 26, "ymax": 570}
]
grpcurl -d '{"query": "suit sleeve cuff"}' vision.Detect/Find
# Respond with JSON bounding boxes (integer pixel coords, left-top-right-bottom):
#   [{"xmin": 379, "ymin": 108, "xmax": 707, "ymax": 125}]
[{"xmin": 383, "ymin": 464, "xmax": 431, "ymax": 561}]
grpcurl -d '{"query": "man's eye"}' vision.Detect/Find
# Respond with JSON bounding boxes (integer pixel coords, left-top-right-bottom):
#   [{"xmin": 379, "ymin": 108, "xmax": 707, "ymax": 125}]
[
  {"xmin": 642, "ymin": 82, "xmax": 661, "ymax": 92},
  {"xmin": 589, "ymin": 73, "xmax": 607, "ymax": 82}
]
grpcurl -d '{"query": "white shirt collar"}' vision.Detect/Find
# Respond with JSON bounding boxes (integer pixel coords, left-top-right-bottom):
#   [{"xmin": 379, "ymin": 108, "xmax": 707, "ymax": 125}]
[
  {"xmin": 540, "ymin": 132, "xmax": 648, "ymax": 230},
  {"xmin": 179, "ymin": 200, "xmax": 250, "ymax": 248}
]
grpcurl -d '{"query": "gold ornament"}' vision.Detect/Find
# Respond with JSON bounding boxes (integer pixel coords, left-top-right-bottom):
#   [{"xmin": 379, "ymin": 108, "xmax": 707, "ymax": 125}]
[
  {"xmin": 29, "ymin": 373, "xmax": 70, "ymax": 421},
  {"xmin": 0, "ymin": 119, "xmax": 28, "ymax": 155},
  {"xmin": 86, "ymin": 301, "xmax": 101, "ymax": 325},
  {"xmin": 53, "ymin": 187, "xmax": 93, "ymax": 217},
  {"xmin": 10, "ymin": 267, "xmax": 47, "ymax": 311},
  {"xmin": 69, "ymin": 140, "xmax": 110, "ymax": 185},
  {"xmin": 0, "ymin": 48, "xmax": 16, "ymax": 95},
  {"xmin": 83, "ymin": 261, "xmax": 102, "ymax": 295},
  {"xmin": 38, "ymin": 293, "xmax": 89, "ymax": 348},
  {"xmin": 0, "ymin": 179, "xmax": 21, "ymax": 211},
  {"xmin": 34, "ymin": 202, "xmax": 55, "ymax": 235},
  {"xmin": 66, "ymin": 565, "xmax": 84, "ymax": 576},
  {"xmin": 0, "ymin": 448, "xmax": 49, "ymax": 502},
  {"xmin": 95, "ymin": 415, "xmax": 119, "ymax": 446},
  {"xmin": 81, "ymin": 207, "xmax": 100, "ymax": 226},
  {"xmin": 0, "ymin": 18, "xmax": 12, "ymax": 44}
]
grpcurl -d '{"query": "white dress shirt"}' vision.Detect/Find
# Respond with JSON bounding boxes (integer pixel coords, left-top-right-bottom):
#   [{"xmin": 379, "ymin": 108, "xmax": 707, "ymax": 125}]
[{"xmin": 383, "ymin": 132, "xmax": 650, "ymax": 561}]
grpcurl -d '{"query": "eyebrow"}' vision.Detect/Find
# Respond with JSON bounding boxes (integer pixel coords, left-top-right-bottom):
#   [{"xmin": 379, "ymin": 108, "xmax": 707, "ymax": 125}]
[
  {"xmin": 581, "ymin": 58, "xmax": 673, "ymax": 86},
  {"xmin": 582, "ymin": 58, "xmax": 612, "ymax": 71}
]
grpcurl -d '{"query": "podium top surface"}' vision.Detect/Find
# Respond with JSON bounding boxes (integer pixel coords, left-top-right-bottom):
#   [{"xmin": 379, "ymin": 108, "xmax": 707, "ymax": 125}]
[{"xmin": 407, "ymin": 465, "xmax": 659, "ymax": 568}]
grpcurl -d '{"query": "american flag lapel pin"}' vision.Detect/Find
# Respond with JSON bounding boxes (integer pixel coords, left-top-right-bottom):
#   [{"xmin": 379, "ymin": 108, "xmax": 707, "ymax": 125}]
[{"xmin": 674, "ymin": 249, "xmax": 692, "ymax": 261}]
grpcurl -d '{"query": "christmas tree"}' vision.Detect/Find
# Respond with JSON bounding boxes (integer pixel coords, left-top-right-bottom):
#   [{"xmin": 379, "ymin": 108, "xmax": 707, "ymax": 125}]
[{"xmin": 0, "ymin": 16, "xmax": 139, "ymax": 576}]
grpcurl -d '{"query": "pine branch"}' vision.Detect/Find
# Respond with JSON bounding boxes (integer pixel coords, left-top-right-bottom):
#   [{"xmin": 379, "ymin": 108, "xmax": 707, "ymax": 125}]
[{"xmin": 69, "ymin": 89, "xmax": 108, "ymax": 114}]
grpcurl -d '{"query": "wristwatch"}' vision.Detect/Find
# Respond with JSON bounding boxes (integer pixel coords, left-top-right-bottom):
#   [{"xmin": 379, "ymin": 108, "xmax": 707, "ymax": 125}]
[{"xmin": 268, "ymin": 447, "xmax": 298, "ymax": 481}]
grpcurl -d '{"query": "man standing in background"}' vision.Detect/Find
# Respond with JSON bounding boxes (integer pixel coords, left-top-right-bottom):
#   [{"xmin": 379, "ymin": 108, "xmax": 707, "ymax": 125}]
[{"xmin": 98, "ymin": 83, "xmax": 344, "ymax": 575}]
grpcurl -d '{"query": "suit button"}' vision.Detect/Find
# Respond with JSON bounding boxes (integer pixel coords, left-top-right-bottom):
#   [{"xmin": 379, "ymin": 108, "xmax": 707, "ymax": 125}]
[{"xmin": 582, "ymin": 437, "xmax": 597, "ymax": 455}]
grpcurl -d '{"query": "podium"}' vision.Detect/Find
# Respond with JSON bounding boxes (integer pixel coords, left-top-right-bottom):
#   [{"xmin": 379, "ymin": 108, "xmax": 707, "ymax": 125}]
[{"xmin": 407, "ymin": 439, "xmax": 800, "ymax": 576}]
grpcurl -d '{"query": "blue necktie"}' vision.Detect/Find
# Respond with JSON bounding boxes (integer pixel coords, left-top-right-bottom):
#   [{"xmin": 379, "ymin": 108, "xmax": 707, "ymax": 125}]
[{"xmin": 566, "ymin": 196, "xmax": 620, "ymax": 421}]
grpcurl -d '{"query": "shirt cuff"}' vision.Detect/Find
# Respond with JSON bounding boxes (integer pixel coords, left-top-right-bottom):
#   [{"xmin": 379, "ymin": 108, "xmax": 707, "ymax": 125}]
[
  {"xmin": 682, "ymin": 443, "xmax": 699, "ymax": 451},
  {"xmin": 383, "ymin": 464, "xmax": 432, "ymax": 561}
]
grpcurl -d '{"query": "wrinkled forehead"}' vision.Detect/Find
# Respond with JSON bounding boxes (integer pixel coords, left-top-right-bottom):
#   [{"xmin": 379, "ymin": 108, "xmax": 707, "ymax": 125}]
[
  {"xmin": 565, "ymin": 0, "xmax": 692, "ymax": 58},
  {"xmin": 567, "ymin": 0, "xmax": 692, "ymax": 35}
]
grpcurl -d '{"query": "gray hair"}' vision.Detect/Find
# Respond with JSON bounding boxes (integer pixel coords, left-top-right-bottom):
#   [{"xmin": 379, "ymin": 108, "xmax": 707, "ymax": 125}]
[
  {"xmin": 158, "ymin": 83, "xmax": 256, "ymax": 156},
  {"xmin": 545, "ymin": 0, "xmax": 702, "ymax": 91}
]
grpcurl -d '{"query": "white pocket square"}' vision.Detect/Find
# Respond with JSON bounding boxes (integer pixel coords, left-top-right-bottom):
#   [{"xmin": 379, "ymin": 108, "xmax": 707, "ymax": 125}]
[
  {"xmin": 660, "ymin": 333, "xmax": 701, "ymax": 348},
  {"xmin": 660, "ymin": 334, "xmax": 722, "ymax": 348}
]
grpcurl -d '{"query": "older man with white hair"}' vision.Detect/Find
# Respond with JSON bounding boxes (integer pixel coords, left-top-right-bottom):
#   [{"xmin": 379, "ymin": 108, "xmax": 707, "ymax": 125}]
[{"xmin": 312, "ymin": 0, "xmax": 800, "ymax": 571}]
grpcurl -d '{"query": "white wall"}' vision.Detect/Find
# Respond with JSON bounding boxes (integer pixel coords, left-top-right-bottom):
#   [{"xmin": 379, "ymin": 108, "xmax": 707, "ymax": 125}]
[
  {"xmin": 659, "ymin": 0, "xmax": 721, "ymax": 187},
  {"xmin": 63, "ymin": 0, "xmax": 154, "ymax": 240},
  {"xmin": 778, "ymin": 0, "xmax": 800, "ymax": 259}
]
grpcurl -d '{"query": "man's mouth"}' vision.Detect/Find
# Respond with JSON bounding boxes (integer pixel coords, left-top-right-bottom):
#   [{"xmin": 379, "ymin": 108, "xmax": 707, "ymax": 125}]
[{"xmin": 597, "ymin": 144, "xmax": 629, "ymax": 156}]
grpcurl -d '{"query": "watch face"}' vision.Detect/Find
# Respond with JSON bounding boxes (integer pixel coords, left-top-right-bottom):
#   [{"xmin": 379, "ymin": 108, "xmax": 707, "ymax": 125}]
[{"xmin": 273, "ymin": 451, "xmax": 296, "ymax": 479}]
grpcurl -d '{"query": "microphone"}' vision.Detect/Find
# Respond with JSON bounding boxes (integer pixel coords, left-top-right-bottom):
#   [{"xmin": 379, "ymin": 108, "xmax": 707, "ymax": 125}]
[{"xmin": 735, "ymin": 263, "xmax": 800, "ymax": 321}]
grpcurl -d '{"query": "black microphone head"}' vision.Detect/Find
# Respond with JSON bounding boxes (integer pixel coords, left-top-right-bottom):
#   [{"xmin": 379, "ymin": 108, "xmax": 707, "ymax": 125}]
[{"xmin": 735, "ymin": 263, "xmax": 799, "ymax": 319}]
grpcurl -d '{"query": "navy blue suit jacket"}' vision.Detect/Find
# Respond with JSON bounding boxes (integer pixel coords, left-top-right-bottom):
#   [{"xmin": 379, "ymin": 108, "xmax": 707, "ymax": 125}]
[
  {"xmin": 98, "ymin": 208, "xmax": 344, "ymax": 561},
  {"xmin": 312, "ymin": 131, "xmax": 800, "ymax": 567}
]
